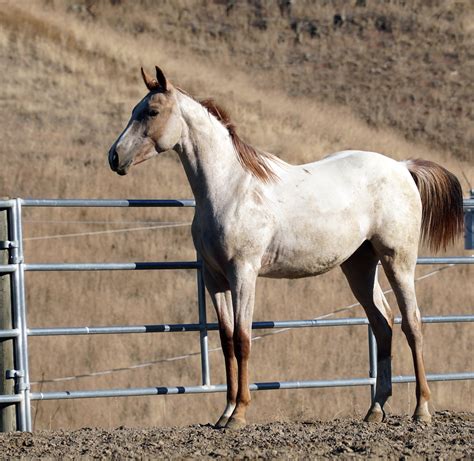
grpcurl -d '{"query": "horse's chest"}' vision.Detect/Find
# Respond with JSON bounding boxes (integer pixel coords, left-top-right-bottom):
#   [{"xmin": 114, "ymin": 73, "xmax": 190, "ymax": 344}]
[
  {"xmin": 191, "ymin": 212, "xmax": 269, "ymax": 273},
  {"xmin": 192, "ymin": 224, "xmax": 230, "ymax": 268}
]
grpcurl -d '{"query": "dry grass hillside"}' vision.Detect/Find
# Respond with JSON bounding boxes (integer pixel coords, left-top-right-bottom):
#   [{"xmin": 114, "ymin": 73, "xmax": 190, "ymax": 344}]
[
  {"xmin": 81, "ymin": 0, "xmax": 474, "ymax": 162},
  {"xmin": 0, "ymin": 0, "xmax": 472, "ymax": 430}
]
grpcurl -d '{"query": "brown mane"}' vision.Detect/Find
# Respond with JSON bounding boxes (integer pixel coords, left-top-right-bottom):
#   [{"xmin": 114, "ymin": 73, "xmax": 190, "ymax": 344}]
[{"xmin": 196, "ymin": 96, "xmax": 279, "ymax": 183}]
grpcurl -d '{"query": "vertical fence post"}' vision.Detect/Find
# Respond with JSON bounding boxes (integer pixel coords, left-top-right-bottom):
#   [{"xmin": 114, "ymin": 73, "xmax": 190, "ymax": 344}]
[
  {"xmin": 196, "ymin": 256, "xmax": 210, "ymax": 386},
  {"xmin": 9, "ymin": 200, "xmax": 31, "ymax": 431},
  {"xmin": 368, "ymin": 325, "xmax": 377, "ymax": 404},
  {"xmin": 0, "ymin": 202, "xmax": 16, "ymax": 432},
  {"xmin": 14, "ymin": 199, "xmax": 31, "ymax": 431}
]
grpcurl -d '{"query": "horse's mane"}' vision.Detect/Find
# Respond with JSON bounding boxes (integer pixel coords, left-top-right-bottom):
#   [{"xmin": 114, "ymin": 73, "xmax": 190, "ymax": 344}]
[{"xmin": 179, "ymin": 89, "xmax": 278, "ymax": 182}]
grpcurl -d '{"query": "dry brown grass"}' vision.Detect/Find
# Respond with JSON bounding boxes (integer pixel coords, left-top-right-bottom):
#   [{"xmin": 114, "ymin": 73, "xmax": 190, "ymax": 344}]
[{"xmin": 0, "ymin": 0, "xmax": 472, "ymax": 430}]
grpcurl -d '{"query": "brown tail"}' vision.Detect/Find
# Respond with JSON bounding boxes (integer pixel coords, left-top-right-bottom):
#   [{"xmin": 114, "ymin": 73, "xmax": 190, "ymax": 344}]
[{"xmin": 405, "ymin": 159, "xmax": 464, "ymax": 252}]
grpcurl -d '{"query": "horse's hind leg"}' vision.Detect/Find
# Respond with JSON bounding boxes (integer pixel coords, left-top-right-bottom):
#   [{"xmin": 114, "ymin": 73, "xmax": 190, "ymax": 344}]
[
  {"xmin": 341, "ymin": 241, "xmax": 394, "ymax": 422},
  {"xmin": 378, "ymin": 246, "xmax": 432, "ymax": 422}
]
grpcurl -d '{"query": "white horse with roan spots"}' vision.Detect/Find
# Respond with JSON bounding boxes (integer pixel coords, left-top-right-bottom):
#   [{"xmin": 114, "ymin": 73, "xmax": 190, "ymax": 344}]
[{"xmin": 108, "ymin": 66, "xmax": 463, "ymax": 429}]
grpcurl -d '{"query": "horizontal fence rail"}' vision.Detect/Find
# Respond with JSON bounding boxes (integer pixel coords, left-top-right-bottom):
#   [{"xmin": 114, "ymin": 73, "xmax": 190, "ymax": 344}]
[
  {"xmin": 416, "ymin": 257, "xmax": 473, "ymax": 264},
  {"xmin": 24, "ymin": 262, "xmax": 201, "ymax": 271},
  {"xmin": 0, "ymin": 197, "xmax": 472, "ymax": 432},
  {"xmin": 0, "ymin": 258, "xmax": 471, "ymax": 275},
  {"xmin": 28, "ymin": 372, "xmax": 474, "ymax": 403},
  {"xmin": 20, "ymin": 199, "xmax": 197, "ymax": 207},
  {"xmin": 25, "ymin": 315, "xmax": 474, "ymax": 337}
]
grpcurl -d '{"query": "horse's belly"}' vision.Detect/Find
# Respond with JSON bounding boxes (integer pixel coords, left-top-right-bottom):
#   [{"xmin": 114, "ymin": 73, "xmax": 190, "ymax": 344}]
[
  {"xmin": 258, "ymin": 214, "xmax": 369, "ymax": 279},
  {"xmin": 258, "ymin": 243, "xmax": 352, "ymax": 279},
  {"xmin": 258, "ymin": 256, "xmax": 342, "ymax": 279}
]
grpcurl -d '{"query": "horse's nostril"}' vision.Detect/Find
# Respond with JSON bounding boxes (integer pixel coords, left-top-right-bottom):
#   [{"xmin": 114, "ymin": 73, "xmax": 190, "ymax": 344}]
[{"xmin": 110, "ymin": 149, "xmax": 119, "ymax": 170}]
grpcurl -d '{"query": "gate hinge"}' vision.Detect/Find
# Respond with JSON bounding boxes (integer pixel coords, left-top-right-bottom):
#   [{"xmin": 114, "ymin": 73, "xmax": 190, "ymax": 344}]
[
  {"xmin": 6, "ymin": 369, "xmax": 24, "ymax": 380},
  {"xmin": 6, "ymin": 369, "xmax": 29, "ymax": 392},
  {"xmin": 0, "ymin": 240, "xmax": 18, "ymax": 250}
]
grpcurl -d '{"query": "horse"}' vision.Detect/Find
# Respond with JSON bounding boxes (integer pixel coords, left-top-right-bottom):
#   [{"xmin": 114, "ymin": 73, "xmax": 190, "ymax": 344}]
[{"xmin": 108, "ymin": 66, "xmax": 464, "ymax": 429}]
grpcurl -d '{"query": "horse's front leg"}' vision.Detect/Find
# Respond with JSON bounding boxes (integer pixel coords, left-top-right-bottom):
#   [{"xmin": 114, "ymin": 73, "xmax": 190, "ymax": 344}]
[
  {"xmin": 203, "ymin": 269, "xmax": 237, "ymax": 428},
  {"xmin": 225, "ymin": 266, "xmax": 257, "ymax": 430}
]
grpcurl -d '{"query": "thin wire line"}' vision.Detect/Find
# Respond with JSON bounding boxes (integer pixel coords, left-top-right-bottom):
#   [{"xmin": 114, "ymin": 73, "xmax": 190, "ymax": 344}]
[
  {"xmin": 23, "ymin": 222, "xmax": 192, "ymax": 241},
  {"xmin": 30, "ymin": 264, "xmax": 456, "ymax": 385},
  {"xmin": 23, "ymin": 220, "xmax": 189, "ymax": 225}
]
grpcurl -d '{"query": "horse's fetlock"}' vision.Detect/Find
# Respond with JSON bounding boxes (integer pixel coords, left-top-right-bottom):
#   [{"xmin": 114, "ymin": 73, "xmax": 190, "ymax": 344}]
[{"xmin": 421, "ymin": 388, "xmax": 431, "ymax": 402}]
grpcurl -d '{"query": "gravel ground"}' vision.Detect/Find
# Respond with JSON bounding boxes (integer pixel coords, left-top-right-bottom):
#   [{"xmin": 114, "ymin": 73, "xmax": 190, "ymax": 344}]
[{"xmin": 0, "ymin": 411, "xmax": 472, "ymax": 459}]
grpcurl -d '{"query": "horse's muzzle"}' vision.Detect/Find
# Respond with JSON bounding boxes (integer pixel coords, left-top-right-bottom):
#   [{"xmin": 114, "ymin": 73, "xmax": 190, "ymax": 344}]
[{"xmin": 108, "ymin": 147, "xmax": 129, "ymax": 175}]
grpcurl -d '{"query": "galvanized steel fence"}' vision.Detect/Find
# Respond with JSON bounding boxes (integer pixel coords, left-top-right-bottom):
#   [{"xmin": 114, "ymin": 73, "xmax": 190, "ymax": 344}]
[{"xmin": 0, "ymin": 197, "xmax": 473, "ymax": 432}]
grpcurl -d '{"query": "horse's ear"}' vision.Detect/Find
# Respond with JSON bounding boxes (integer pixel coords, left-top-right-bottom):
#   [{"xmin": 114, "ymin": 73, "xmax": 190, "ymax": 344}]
[
  {"xmin": 155, "ymin": 66, "xmax": 168, "ymax": 92},
  {"xmin": 141, "ymin": 67, "xmax": 159, "ymax": 91}
]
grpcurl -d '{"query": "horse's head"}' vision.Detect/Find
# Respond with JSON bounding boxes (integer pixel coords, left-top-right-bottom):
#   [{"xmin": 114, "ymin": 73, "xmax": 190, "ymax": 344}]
[{"xmin": 108, "ymin": 66, "xmax": 181, "ymax": 175}]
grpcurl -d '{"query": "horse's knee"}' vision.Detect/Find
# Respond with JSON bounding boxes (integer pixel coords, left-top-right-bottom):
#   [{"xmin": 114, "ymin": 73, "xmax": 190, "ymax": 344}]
[
  {"xmin": 233, "ymin": 328, "xmax": 251, "ymax": 361},
  {"xmin": 220, "ymin": 326, "xmax": 234, "ymax": 351}
]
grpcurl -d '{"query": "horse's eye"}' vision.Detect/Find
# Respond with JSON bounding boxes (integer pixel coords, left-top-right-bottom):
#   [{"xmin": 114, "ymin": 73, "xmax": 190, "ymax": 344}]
[{"xmin": 148, "ymin": 109, "xmax": 159, "ymax": 117}]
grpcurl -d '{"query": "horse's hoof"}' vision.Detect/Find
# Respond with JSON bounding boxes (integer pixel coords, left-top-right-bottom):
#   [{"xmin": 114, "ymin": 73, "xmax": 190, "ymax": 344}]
[
  {"xmin": 225, "ymin": 416, "xmax": 246, "ymax": 430},
  {"xmin": 413, "ymin": 402, "xmax": 432, "ymax": 423},
  {"xmin": 413, "ymin": 412, "xmax": 432, "ymax": 423},
  {"xmin": 214, "ymin": 416, "xmax": 229, "ymax": 429},
  {"xmin": 364, "ymin": 407, "xmax": 385, "ymax": 423}
]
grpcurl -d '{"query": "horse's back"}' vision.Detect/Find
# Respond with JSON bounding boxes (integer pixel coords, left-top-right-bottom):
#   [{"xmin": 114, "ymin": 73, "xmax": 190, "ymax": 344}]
[
  {"xmin": 279, "ymin": 150, "xmax": 419, "ymax": 218},
  {"xmin": 298, "ymin": 150, "xmax": 411, "ymax": 185}
]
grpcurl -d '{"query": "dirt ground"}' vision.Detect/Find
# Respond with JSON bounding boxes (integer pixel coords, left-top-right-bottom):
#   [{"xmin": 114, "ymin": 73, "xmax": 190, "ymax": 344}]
[{"xmin": 0, "ymin": 411, "xmax": 471, "ymax": 459}]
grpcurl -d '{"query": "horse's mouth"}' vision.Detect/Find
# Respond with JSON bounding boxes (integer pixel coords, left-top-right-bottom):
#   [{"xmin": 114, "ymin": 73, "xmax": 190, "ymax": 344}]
[
  {"xmin": 115, "ymin": 159, "xmax": 133, "ymax": 176},
  {"xmin": 115, "ymin": 157, "xmax": 145, "ymax": 174}
]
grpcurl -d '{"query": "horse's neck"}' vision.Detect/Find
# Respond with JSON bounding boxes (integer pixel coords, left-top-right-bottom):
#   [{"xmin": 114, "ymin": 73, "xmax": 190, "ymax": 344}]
[{"xmin": 175, "ymin": 92, "xmax": 251, "ymax": 207}]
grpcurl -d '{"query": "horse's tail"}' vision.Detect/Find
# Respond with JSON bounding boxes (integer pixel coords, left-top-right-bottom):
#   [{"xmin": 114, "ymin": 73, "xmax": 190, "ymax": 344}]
[{"xmin": 404, "ymin": 159, "xmax": 464, "ymax": 252}]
